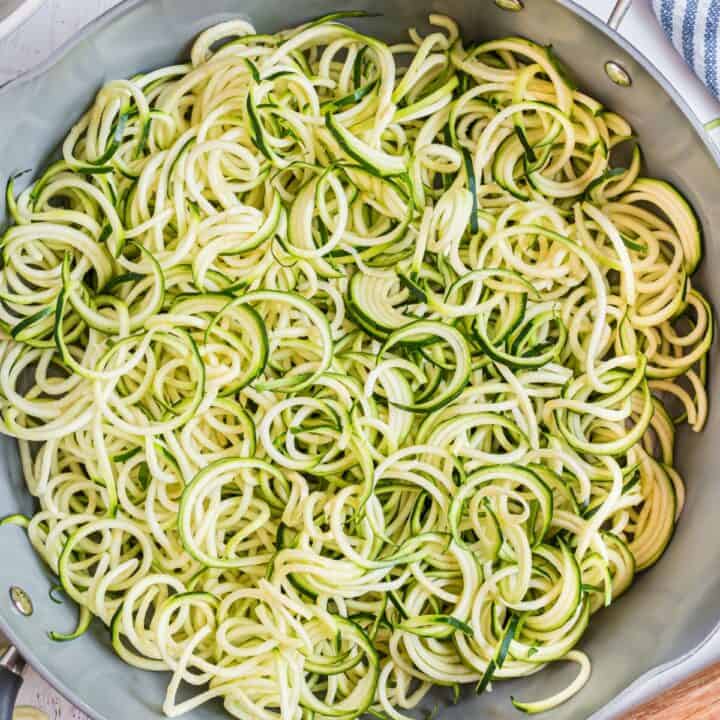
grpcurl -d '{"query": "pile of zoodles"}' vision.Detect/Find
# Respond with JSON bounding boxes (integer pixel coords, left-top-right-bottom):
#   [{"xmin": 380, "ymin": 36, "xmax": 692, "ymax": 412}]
[{"xmin": 0, "ymin": 12, "xmax": 712, "ymax": 719}]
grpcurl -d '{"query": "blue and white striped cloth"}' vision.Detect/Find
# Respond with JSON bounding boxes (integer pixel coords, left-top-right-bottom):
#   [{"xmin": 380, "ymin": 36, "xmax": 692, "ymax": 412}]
[{"xmin": 652, "ymin": 0, "xmax": 720, "ymax": 98}]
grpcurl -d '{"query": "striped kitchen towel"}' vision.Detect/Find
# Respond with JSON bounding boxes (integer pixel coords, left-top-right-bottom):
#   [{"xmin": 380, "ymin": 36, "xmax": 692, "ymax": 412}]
[{"xmin": 652, "ymin": 0, "xmax": 720, "ymax": 98}]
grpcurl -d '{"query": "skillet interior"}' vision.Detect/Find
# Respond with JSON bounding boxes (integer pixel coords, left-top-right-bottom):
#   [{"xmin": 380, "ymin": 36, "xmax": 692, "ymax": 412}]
[{"xmin": 0, "ymin": 1, "xmax": 718, "ymax": 718}]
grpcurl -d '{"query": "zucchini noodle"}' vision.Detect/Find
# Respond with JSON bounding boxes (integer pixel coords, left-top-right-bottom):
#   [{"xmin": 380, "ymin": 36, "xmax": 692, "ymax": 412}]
[{"xmin": 0, "ymin": 12, "xmax": 712, "ymax": 719}]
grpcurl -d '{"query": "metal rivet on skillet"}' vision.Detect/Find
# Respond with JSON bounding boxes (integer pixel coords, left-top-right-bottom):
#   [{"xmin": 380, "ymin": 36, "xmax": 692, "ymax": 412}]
[
  {"xmin": 9, "ymin": 586, "xmax": 33, "ymax": 616},
  {"xmin": 605, "ymin": 60, "xmax": 632, "ymax": 87},
  {"xmin": 494, "ymin": 0, "xmax": 524, "ymax": 11}
]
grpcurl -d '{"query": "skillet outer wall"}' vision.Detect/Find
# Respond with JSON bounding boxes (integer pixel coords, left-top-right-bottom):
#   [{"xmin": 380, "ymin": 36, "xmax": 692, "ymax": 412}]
[{"xmin": 0, "ymin": 0, "xmax": 718, "ymax": 718}]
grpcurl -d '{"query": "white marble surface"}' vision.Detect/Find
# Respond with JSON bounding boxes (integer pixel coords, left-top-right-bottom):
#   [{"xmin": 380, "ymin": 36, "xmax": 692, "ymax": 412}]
[{"xmin": 0, "ymin": 0, "xmax": 719, "ymax": 718}]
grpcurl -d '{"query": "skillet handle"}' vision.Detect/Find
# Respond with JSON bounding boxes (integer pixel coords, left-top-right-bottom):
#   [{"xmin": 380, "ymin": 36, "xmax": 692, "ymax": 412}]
[
  {"xmin": 0, "ymin": 646, "xmax": 24, "ymax": 720},
  {"xmin": 606, "ymin": 0, "xmax": 720, "ymax": 155},
  {"xmin": 606, "ymin": 0, "xmax": 633, "ymax": 30}
]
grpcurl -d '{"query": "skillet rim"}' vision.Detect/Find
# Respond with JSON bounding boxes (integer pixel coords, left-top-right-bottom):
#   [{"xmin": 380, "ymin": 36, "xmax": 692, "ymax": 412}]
[{"xmin": 0, "ymin": 2, "xmax": 718, "ymax": 719}]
